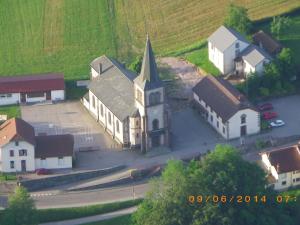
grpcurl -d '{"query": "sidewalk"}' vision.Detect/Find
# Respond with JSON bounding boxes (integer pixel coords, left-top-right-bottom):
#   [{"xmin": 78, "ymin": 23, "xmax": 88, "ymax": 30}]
[{"xmin": 39, "ymin": 206, "xmax": 137, "ymax": 225}]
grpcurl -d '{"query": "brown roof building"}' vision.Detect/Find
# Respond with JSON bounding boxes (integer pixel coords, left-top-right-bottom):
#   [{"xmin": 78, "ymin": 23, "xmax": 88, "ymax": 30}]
[{"xmin": 252, "ymin": 30, "xmax": 283, "ymax": 56}]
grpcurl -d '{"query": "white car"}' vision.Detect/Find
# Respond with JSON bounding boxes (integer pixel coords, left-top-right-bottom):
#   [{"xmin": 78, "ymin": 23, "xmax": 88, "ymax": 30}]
[{"xmin": 269, "ymin": 120, "xmax": 285, "ymax": 128}]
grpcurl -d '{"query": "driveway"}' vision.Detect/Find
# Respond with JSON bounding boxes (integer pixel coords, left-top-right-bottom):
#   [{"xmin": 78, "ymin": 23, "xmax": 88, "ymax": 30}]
[{"xmin": 21, "ymin": 101, "xmax": 119, "ymax": 152}]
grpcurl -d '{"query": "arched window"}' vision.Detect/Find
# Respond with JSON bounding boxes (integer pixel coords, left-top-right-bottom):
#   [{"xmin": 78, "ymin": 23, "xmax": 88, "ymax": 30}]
[
  {"xmin": 116, "ymin": 120, "xmax": 120, "ymax": 133},
  {"xmin": 108, "ymin": 112, "xmax": 112, "ymax": 125},
  {"xmin": 241, "ymin": 114, "xmax": 246, "ymax": 124},
  {"xmin": 152, "ymin": 119, "xmax": 159, "ymax": 130},
  {"xmin": 100, "ymin": 104, "xmax": 104, "ymax": 116}
]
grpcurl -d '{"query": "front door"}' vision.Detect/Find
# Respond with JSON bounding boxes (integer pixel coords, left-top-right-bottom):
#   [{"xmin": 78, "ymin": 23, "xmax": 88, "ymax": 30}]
[
  {"xmin": 46, "ymin": 91, "xmax": 51, "ymax": 100},
  {"xmin": 152, "ymin": 135, "xmax": 160, "ymax": 148},
  {"xmin": 240, "ymin": 125, "xmax": 247, "ymax": 136},
  {"xmin": 21, "ymin": 160, "xmax": 26, "ymax": 172},
  {"xmin": 21, "ymin": 93, "xmax": 26, "ymax": 103}
]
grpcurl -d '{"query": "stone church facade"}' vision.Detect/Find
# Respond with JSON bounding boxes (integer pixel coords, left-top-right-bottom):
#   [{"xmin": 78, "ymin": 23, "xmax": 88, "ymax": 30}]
[{"xmin": 82, "ymin": 36, "xmax": 170, "ymax": 152}]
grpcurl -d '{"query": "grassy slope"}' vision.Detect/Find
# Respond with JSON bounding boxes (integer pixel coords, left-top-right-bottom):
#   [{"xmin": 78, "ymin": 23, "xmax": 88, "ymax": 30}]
[
  {"xmin": 0, "ymin": 0, "xmax": 299, "ymax": 80},
  {"xmin": 0, "ymin": 105, "xmax": 21, "ymax": 119}
]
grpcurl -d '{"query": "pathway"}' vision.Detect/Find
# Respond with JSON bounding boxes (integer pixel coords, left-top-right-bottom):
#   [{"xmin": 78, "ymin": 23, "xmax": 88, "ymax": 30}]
[{"xmin": 39, "ymin": 206, "xmax": 137, "ymax": 225}]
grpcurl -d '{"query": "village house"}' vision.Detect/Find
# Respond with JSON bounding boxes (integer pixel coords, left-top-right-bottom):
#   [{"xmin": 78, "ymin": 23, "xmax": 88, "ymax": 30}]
[
  {"xmin": 252, "ymin": 30, "xmax": 283, "ymax": 56},
  {"xmin": 82, "ymin": 36, "xmax": 170, "ymax": 152},
  {"xmin": 192, "ymin": 75, "xmax": 260, "ymax": 139},
  {"xmin": 208, "ymin": 25, "xmax": 271, "ymax": 77},
  {"xmin": 0, "ymin": 118, "xmax": 74, "ymax": 172},
  {"xmin": 260, "ymin": 143, "xmax": 300, "ymax": 190},
  {"xmin": 0, "ymin": 73, "xmax": 65, "ymax": 106}
]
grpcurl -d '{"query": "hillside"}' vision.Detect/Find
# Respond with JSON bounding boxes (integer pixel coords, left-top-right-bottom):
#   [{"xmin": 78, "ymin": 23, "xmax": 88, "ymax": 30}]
[{"xmin": 0, "ymin": 0, "xmax": 300, "ymax": 80}]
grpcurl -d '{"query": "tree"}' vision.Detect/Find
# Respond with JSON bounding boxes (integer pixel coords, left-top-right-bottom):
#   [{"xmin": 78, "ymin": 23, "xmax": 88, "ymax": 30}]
[
  {"xmin": 129, "ymin": 56, "xmax": 143, "ymax": 74},
  {"xmin": 224, "ymin": 4, "xmax": 252, "ymax": 34},
  {"xmin": 1, "ymin": 186, "xmax": 38, "ymax": 225},
  {"xmin": 133, "ymin": 145, "xmax": 297, "ymax": 225},
  {"xmin": 277, "ymin": 48, "xmax": 297, "ymax": 81},
  {"xmin": 270, "ymin": 16, "xmax": 292, "ymax": 39}
]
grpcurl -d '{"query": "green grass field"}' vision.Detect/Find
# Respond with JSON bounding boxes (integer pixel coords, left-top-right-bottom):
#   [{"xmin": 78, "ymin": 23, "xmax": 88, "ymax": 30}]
[
  {"xmin": 0, "ymin": 105, "xmax": 21, "ymax": 119},
  {"xmin": 0, "ymin": 0, "xmax": 300, "ymax": 81}
]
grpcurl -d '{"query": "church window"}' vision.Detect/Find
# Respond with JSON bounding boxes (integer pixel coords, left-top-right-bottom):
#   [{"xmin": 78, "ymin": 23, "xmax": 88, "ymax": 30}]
[
  {"xmin": 108, "ymin": 112, "xmax": 112, "ymax": 125},
  {"xmin": 152, "ymin": 119, "xmax": 159, "ymax": 130},
  {"xmin": 149, "ymin": 92, "xmax": 161, "ymax": 105},
  {"xmin": 92, "ymin": 96, "xmax": 96, "ymax": 108},
  {"xmin": 241, "ymin": 114, "xmax": 246, "ymax": 124},
  {"xmin": 116, "ymin": 120, "xmax": 120, "ymax": 133},
  {"xmin": 100, "ymin": 104, "xmax": 104, "ymax": 116}
]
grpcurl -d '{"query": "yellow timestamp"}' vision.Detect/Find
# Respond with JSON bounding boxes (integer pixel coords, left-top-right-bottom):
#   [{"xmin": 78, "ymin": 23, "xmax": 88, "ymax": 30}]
[{"xmin": 188, "ymin": 195, "xmax": 297, "ymax": 204}]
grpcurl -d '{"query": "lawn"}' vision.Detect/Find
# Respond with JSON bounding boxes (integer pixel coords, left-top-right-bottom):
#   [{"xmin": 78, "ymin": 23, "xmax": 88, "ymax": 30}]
[
  {"xmin": 0, "ymin": 105, "xmax": 21, "ymax": 119},
  {"xmin": 82, "ymin": 214, "xmax": 132, "ymax": 225},
  {"xmin": 0, "ymin": 0, "xmax": 299, "ymax": 81},
  {"xmin": 0, "ymin": 173, "xmax": 17, "ymax": 181}
]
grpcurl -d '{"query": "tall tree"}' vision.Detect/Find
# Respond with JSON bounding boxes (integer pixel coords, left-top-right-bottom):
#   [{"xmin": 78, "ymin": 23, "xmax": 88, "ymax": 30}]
[
  {"xmin": 271, "ymin": 16, "xmax": 292, "ymax": 39},
  {"xmin": 224, "ymin": 4, "xmax": 252, "ymax": 34},
  {"xmin": 1, "ymin": 186, "xmax": 38, "ymax": 225},
  {"xmin": 277, "ymin": 48, "xmax": 297, "ymax": 81},
  {"xmin": 133, "ymin": 145, "xmax": 297, "ymax": 225}
]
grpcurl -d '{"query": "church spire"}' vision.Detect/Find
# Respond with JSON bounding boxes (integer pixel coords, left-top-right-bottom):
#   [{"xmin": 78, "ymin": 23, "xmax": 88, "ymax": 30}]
[{"xmin": 134, "ymin": 35, "xmax": 162, "ymax": 90}]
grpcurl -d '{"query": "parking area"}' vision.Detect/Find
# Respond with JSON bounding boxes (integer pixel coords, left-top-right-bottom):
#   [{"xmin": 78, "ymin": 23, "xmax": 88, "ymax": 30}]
[
  {"xmin": 21, "ymin": 101, "xmax": 120, "ymax": 152},
  {"xmin": 261, "ymin": 95, "xmax": 300, "ymax": 137}
]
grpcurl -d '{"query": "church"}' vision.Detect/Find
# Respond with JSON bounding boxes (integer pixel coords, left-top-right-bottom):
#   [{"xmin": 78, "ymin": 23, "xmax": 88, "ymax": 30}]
[{"xmin": 82, "ymin": 36, "xmax": 170, "ymax": 152}]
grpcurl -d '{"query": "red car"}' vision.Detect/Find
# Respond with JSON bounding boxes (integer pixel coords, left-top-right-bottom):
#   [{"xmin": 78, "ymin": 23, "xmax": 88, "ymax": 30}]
[
  {"xmin": 262, "ymin": 111, "xmax": 278, "ymax": 120},
  {"xmin": 36, "ymin": 168, "xmax": 51, "ymax": 175},
  {"xmin": 258, "ymin": 103, "xmax": 273, "ymax": 111}
]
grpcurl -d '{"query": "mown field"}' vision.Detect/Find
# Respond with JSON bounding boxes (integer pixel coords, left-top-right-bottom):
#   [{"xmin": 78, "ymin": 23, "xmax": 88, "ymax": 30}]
[{"xmin": 0, "ymin": 0, "xmax": 300, "ymax": 81}]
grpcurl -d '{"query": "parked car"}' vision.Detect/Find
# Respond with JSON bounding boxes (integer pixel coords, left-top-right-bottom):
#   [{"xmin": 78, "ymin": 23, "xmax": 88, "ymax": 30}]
[
  {"xmin": 269, "ymin": 120, "xmax": 285, "ymax": 128},
  {"xmin": 258, "ymin": 103, "xmax": 273, "ymax": 111},
  {"xmin": 36, "ymin": 168, "xmax": 51, "ymax": 175},
  {"xmin": 262, "ymin": 111, "xmax": 278, "ymax": 120}
]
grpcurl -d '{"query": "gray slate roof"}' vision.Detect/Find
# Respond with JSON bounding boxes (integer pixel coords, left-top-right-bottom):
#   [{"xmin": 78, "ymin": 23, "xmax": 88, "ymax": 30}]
[
  {"xmin": 134, "ymin": 36, "xmax": 163, "ymax": 90},
  {"xmin": 192, "ymin": 75, "xmax": 257, "ymax": 122},
  {"xmin": 88, "ymin": 56, "xmax": 137, "ymax": 121},
  {"xmin": 208, "ymin": 25, "xmax": 249, "ymax": 52},
  {"xmin": 240, "ymin": 44, "xmax": 272, "ymax": 67}
]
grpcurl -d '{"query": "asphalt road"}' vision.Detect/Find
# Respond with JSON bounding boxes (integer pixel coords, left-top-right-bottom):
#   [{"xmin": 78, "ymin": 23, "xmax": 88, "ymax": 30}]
[{"xmin": 32, "ymin": 182, "xmax": 149, "ymax": 209}]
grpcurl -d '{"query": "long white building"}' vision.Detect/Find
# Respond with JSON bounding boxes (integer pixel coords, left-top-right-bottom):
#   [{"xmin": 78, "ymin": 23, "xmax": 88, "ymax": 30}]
[
  {"xmin": 192, "ymin": 75, "xmax": 260, "ymax": 139},
  {"xmin": 83, "ymin": 36, "xmax": 170, "ymax": 152}
]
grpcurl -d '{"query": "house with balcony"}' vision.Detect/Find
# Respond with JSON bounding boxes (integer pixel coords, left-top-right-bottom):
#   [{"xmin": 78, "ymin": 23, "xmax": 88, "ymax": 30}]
[
  {"xmin": 192, "ymin": 75, "xmax": 260, "ymax": 139},
  {"xmin": 260, "ymin": 143, "xmax": 300, "ymax": 190}
]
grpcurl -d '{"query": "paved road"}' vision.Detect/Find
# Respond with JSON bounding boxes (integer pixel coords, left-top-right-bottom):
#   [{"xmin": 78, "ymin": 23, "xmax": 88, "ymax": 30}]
[
  {"xmin": 39, "ymin": 206, "xmax": 137, "ymax": 225},
  {"xmin": 33, "ymin": 182, "xmax": 149, "ymax": 209}
]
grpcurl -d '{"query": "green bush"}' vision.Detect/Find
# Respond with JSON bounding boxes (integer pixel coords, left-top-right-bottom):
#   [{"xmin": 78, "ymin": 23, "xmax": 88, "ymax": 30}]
[
  {"xmin": 259, "ymin": 87, "xmax": 270, "ymax": 97},
  {"xmin": 38, "ymin": 199, "xmax": 142, "ymax": 223}
]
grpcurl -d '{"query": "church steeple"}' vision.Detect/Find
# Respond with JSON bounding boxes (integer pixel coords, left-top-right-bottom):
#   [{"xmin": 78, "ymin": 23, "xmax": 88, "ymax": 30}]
[{"xmin": 134, "ymin": 35, "xmax": 162, "ymax": 90}]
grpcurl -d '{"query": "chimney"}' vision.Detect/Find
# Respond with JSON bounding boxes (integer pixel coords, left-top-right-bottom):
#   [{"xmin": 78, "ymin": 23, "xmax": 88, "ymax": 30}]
[{"xmin": 99, "ymin": 63, "xmax": 103, "ymax": 75}]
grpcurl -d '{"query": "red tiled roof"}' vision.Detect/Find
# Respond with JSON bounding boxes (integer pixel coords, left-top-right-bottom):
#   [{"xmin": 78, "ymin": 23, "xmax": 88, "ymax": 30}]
[
  {"xmin": 0, "ymin": 118, "xmax": 35, "ymax": 146},
  {"xmin": 267, "ymin": 145, "xmax": 300, "ymax": 174},
  {"xmin": 35, "ymin": 134, "xmax": 74, "ymax": 158},
  {"xmin": 0, "ymin": 73, "xmax": 65, "ymax": 94}
]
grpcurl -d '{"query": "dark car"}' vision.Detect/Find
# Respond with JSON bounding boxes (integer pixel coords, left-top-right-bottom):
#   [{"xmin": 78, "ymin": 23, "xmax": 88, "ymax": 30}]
[
  {"xmin": 262, "ymin": 111, "xmax": 278, "ymax": 120},
  {"xmin": 36, "ymin": 168, "xmax": 51, "ymax": 175},
  {"xmin": 258, "ymin": 103, "xmax": 273, "ymax": 111}
]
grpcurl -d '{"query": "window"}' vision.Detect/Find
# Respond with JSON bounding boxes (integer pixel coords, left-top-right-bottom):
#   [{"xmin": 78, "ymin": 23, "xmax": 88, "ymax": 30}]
[
  {"xmin": 217, "ymin": 121, "xmax": 219, "ymax": 128},
  {"xmin": 10, "ymin": 161, "xmax": 14, "ymax": 169},
  {"xmin": 235, "ymin": 42, "xmax": 239, "ymax": 48},
  {"xmin": 136, "ymin": 133, "xmax": 139, "ymax": 138},
  {"xmin": 223, "ymin": 127, "xmax": 226, "ymax": 134},
  {"xmin": 108, "ymin": 112, "xmax": 112, "ymax": 125},
  {"xmin": 210, "ymin": 115, "xmax": 213, "ymax": 122},
  {"xmin": 116, "ymin": 120, "xmax": 120, "ymax": 133},
  {"xmin": 15, "ymin": 141, "xmax": 19, "ymax": 146},
  {"xmin": 296, "ymin": 178, "xmax": 300, "ymax": 182},
  {"xmin": 58, "ymin": 157, "xmax": 64, "ymax": 166},
  {"xmin": 19, "ymin": 149, "xmax": 27, "ymax": 156},
  {"xmin": 100, "ymin": 104, "xmax": 104, "ymax": 116},
  {"xmin": 136, "ymin": 120, "xmax": 139, "ymax": 126},
  {"xmin": 10, "ymin": 150, "xmax": 14, "ymax": 157},
  {"xmin": 152, "ymin": 119, "xmax": 159, "ymax": 130},
  {"xmin": 136, "ymin": 90, "xmax": 143, "ymax": 103},
  {"xmin": 282, "ymin": 181, "xmax": 286, "ymax": 185},
  {"xmin": 27, "ymin": 92, "xmax": 44, "ymax": 98},
  {"xmin": 241, "ymin": 114, "xmax": 246, "ymax": 124},
  {"xmin": 149, "ymin": 92, "xmax": 161, "ymax": 105},
  {"xmin": 92, "ymin": 96, "xmax": 96, "ymax": 108}
]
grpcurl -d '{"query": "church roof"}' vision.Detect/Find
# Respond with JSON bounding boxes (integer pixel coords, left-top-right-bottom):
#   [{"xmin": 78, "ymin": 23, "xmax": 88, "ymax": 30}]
[
  {"xmin": 134, "ymin": 36, "xmax": 163, "ymax": 90},
  {"xmin": 88, "ymin": 56, "xmax": 137, "ymax": 121}
]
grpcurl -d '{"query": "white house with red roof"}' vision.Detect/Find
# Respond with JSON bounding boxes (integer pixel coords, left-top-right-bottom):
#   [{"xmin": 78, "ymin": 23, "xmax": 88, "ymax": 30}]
[{"xmin": 0, "ymin": 73, "xmax": 65, "ymax": 106}]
